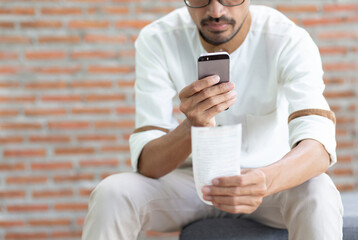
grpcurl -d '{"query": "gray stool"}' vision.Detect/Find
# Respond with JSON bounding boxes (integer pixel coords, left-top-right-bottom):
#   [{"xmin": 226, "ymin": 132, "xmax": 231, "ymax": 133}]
[{"xmin": 180, "ymin": 192, "xmax": 358, "ymax": 240}]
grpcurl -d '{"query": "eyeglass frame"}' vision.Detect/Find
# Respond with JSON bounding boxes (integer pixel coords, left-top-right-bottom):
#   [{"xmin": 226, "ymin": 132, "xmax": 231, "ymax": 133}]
[{"xmin": 184, "ymin": 0, "xmax": 245, "ymax": 8}]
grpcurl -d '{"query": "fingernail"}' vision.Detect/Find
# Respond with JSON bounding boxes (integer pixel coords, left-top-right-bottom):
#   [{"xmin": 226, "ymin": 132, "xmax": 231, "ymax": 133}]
[
  {"xmin": 202, "ymin": 187, "xmax": 211, "ymax": 193},
  {"xmin": 212, "ymin": 179, "xmax": 219, "ymax": 185},
  {"xmin": 213, "ymin": 75, "xmax": 220, "ymax": 83}
]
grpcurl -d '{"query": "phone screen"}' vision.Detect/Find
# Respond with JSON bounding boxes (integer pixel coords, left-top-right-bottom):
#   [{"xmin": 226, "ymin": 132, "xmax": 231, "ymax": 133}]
[{"xmin": 198, "ymin": 52, "xmax": 230, "ymax": 83}]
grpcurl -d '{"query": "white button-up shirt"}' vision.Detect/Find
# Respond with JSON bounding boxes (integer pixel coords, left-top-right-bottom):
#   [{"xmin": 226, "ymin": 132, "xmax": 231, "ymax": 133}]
[{"xmin": 129, "ymin": 5, "xmax": 336, "ymax": 171}]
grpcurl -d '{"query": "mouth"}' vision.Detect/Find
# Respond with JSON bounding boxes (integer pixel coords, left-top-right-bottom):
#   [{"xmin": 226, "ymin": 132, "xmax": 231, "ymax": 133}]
[{"xmin": 206, "ymin": 22, "xmax": 230, "ymax": 32}]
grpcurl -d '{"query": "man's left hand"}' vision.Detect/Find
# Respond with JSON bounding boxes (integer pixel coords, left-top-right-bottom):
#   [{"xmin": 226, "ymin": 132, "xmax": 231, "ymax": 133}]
[{"xmin": 202, "ymin": 169, "xmax": 269, "ymax": 214}]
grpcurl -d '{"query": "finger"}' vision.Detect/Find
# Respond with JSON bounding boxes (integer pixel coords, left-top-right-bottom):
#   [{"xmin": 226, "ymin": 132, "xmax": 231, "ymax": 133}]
[
  {"xmin": 179, "ymin": 75, "xmax": 220, "ymax": 100},
  {"xmin": 203, "ymin": 195, "xmax": 262, "ymax": 207},
  {"xmin": 203, "ymin": 185, "xmax": 265, "ymax": 197},
  {"xmin": 197, "ymin": 90, "xmax": 237, "ymax": 113},
  {"xmin": 193, "ymin": 81, "xmax": 235, "ymax": 104},
  {"xmin": 213, "ymin": 203, "xmax": 256, "ymax": 214},
  {"xmin": 213, "ymin": 171, "xmax": 265, "ymax": 187}
]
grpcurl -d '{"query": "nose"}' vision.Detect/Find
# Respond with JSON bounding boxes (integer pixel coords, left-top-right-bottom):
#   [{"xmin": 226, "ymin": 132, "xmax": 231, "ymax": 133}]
[{"xmin": 206, "ymin": 0, "xmax": 226, "ymax": 19}]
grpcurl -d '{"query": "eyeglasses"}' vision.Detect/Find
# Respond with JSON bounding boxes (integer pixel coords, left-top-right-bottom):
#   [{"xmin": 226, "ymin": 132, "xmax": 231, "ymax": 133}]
[{"xmin": 184, "ymin": 0, "xmax": 245, "ymax": 8}]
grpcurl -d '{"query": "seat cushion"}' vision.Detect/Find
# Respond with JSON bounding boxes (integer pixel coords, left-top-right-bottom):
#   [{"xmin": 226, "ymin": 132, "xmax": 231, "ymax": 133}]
[
  {"xmin": 180, "ymin": 218, "xmax": 288, "ymax": 240},
  {"xmin": 180, "ymin": 192, "xmax": 358, "ymax": 240}
]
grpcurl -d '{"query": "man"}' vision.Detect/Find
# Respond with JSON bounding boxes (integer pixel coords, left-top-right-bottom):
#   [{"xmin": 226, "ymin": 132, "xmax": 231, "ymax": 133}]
[{"xmin": 82, "ymin": 0, "xmax": 343, "ymax": 239}]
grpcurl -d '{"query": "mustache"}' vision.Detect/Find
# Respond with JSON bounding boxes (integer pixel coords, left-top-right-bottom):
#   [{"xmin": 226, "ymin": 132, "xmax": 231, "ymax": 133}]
[{"xmin": 200, "ymin": 16, "xmax": 236, "ymax": 26}]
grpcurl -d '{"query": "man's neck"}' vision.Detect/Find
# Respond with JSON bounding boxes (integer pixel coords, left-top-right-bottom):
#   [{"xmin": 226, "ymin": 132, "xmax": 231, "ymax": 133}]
[{"xmin": 199, "ymin": 12, "xmax": 251, "ymax": 54}]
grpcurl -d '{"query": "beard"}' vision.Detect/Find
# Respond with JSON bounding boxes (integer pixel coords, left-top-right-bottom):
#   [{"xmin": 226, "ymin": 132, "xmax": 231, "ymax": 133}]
[{"xmin": 199, "ymin": 13, "xmax": 248, "ymax": 46}]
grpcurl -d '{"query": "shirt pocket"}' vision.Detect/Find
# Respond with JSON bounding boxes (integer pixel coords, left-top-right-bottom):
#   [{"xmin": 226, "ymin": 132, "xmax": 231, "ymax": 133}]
[{"xmin": 242, "ymin": 109, "xmax": 290, "ymax": 167}]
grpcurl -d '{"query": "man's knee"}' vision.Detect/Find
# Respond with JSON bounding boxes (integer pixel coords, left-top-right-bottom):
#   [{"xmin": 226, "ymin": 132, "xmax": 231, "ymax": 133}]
[
  {"xmin": 89, "ymin": 172, "xmax": 142, "ymax": 208},
  {"xmin": 284, "ymin": 173, "xmax": 343, "ymax": 218}
]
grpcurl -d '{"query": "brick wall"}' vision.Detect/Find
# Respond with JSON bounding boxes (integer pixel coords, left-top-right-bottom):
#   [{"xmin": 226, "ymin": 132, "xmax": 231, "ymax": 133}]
[{"xmin": 0, "ymin": 0, "xmax": 357, "ymax": 239}]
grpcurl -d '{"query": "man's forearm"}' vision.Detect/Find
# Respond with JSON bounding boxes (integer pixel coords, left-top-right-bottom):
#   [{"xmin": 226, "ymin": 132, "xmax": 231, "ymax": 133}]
[
  {"xmin": 138, "ymin": 119, "xmax": 192, "ymax": 179},
  {"xmin": 262, "ymin": 139, "xmax": 330, "ymax": 196}
]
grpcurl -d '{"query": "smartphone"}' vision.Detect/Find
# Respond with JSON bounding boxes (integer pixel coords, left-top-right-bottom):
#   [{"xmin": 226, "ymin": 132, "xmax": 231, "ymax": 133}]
[{"xmin": 198, "ymin": 52, "xmax": 230, "ymax": 83}]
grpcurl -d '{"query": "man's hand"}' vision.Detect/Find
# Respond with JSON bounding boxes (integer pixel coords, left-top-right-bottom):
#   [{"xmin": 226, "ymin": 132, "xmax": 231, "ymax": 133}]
[
  {"xmin": 179, "ymin": 75, "xmax": 236, "ymax": 127},
  {"xmin": 202, "ymin": 169, "xmax": 269, "ymax": 214}
]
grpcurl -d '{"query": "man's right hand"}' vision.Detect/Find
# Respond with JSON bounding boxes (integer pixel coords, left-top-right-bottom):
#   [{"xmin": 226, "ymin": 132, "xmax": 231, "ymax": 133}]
[{"xmin": 179, "ymin": 75, "xmax": 237, "ymax": 127}]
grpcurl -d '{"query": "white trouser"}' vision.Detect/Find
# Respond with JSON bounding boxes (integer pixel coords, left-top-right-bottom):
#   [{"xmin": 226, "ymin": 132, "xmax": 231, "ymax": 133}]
[{"xmin": 81, "ymin": 168, "xmax": 343, "ymax": 240}]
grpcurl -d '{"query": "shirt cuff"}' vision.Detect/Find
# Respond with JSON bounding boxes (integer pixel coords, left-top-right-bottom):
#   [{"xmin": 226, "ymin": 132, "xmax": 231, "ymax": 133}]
[
  {"xmin": 288, "ymin": 115, "xmax": 337, "ymax": 166},
  {"xmin": 129, "ymin": 130, "xmax": 167, "ymax": 172}
]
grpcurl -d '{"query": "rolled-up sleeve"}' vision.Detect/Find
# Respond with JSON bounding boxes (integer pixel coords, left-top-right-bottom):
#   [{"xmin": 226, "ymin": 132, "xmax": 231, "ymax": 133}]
[
  {"xmin": 129, "ymin": 27, "xmax": 178, "ymax": 172},
  {"xmin": 280, "ymin": 28, "xmax": 337, "ymax": 166}
]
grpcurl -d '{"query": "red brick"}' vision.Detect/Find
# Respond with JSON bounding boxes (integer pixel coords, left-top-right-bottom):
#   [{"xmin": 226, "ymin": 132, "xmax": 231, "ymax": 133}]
[
  {"xmin": 28, "ymin": 219, "xmax": 71, "ymax": 226},
  {"xmin": 0, "ymin": 82, "xmax": 20, "ymax": 88},
  {"xmin": 104, "ymin": 6, "xmax": 129, "ymax": 14},
  {"xmin": 136, "ymin": 6, "xmax": 176, "ymax": 14},
  {"xmin": 79, "ymin": 158, "xmax": 119, "ymax": 167},
  {"xmin": 41, "ymin": 95, "xmax": 82, "ymax": 102},
  {"xmin": 115, "ymin": 20, "xmax": 151, "ymax": 29},
  {"xmin": 77, "ymin": 135, "xmax": 117, "ymax": 142},
  {"xmin": 21, "ymin": 21, "xmax": 62, "ymax": 28},
  {"xmin": 0, "ymin": 110, "xmax": 19, "ymax": 117},
  {"xmin": 324, "ymin": 77, "xmax": 345, "ymax": 84},
  {"xmin": 84, "ymin": 34, "xmax": 126, "ymax": 43},
  {"xmin": 0, "ymin": 190, "xmax": 25, "ymax": 199},
  {"xmin": 0, "ymin": 36, "xmax": 31, "ymax": 44},
  {"xmin": 69, "ymin": 0, "xmax": 106, "ymax": 2},
  {"xmin": 54, "ymin": 147, "xmax": 95, "ymax": 155},
  {"xmin": 7, "ymin": 204, "xmax": 48, "ymax": 212},
  {"xmin": 6, "ymin": 176, "xmax": 47, "ymax": 184},
  {"xmin": 41, "ymin": 7, "xmax": 82, "ymax": 15},
  {"xmin": 0, "ymin": 22, "xmax": 14, "ymax": 28},
  {"xmin": 0, "ymin": 220, "xmax": 24, "ymax": 227},
  {"xmin": 31, "ymin": 66, "xmax": 81, "ymax": 75},
  {"xmin": 48, "ymin": 122, "xmax": 90, "ymax": 129},
  {"xmin": 276, "ymin": 5, "xmax": 318, "ymax": 12},
  {"xmin": 54, "ymin": 203, "xmax": 88, "ymax": 211},
  {"xmin": 0, "ymin": 8, "xmax": 35, "ymax": 15},
  {"xmin": 79, "ymin": 188, "xmax": 93, "ymax": 196},
  {"xmin": 26, "ymin": 51, "xmax": 66, "ymax": 60},
  {"xmin": 88, "ymin": 65, "xmax": 132, "ymax": 74},
  {"xmin": 324, "ymin": 62, "xmax": 357, "ymax": 71},
  {"xmin": 51, "ymin": 231, "xmax": 82, "ymax": 238},
  {"xmin": 5, "ymin": 232, "xmax": 48, "ymax": 239},
  {"xmin": 119, "ymin": 49, "xmax": 135, "ymax": 58},
  {"xmin": 38, "ymin": 36, "xmax": 80, "ymax": 44},
  {"xmin": 32, "ymin": 189, "xmax": 74, "ymax": 198},
  {"xmin": 0, "ymin": 95, "xmax": 36, "ymax": 102},
  {"xmin": 319, "ymin": 46, "xmax": 348, "ymax": 55},
  {"xmin": 71, "ymin": 51, "xmax": 115, "ymax": 59},
  {"xmin": 0, "ymin": 163, "xmax": 26, "ymax": 171},
  {"xmin": 332, "ymin": 168, "xmax": 354, "ymax": 176},
  {"xmin": 336, "ymin": 184, "xmax": 354, "ymax": 192},
  {"xmin": 117, "ymin": 80, "xmax": 135, "ymax": 88},
  {"xmin": 0, "ymin": 52, "xmax": 18, "ymax": 60},
  {"xmin": 0, "ymin": 122, "xmax": 42, "ymax": 130},
  {"xmin": 0, "ymin": 66, "xmax": 18, "ymax": 74},
  {"xmin": 4, "ymin": 149, "xmax": 46, "ymax": 158},
  {"xmin": 324, "ymin": 90, "xmax": 355, "ymax": 98},
  {"xmin": 94, "ymin": 120, "xmax": 134, "ymax": 129},
  {"xmin": 76, "ymin": 217, "xmax": 85, "ymax": 226},
  {"xmin": 69, "ymin": 20, "xmax": 109, "ymax": 29},
  {"xmin": 70, "ymin": 80, "xmax": 112, "ymax": 88},
  {"xmin": 145, "ymin": 231, "xmax": 180, "ymax": 237},
  {"xmin": 318, "ymin": 31, "xmax": 357, "ymax": 40},
  {"xmin": 323, "ymin": 4, "xmax": 358, "ymax": 12},
  {"xmin": 101, "ymin": 145, "xmax": 130, "ymax": 152},
  {"xmin": 337, "ymin": 141, "xmax": 354, "ymax": 148},
  {"xmin": 302, "ymin": 17, "xmax": 343, "ymax": 26},
  {"xmin": 85, "ymin": 94, "xmax": 126, "ymax": 101},
  {"xmin": 72, "ymin": 107, "xmax": 111, "ymax": 115},
  {"xmin": 25, "ymin": 108, "xmax": 66, "ymax": 116},
  {"xmin": 116, "ymin": 106, "xmax": 135, "ymax": 114},
  {"xmin": 31, "ymin": 162, "xmax": 73, "ymax": 170},
  {"xmin": 29, "ymin": 135, "xmax": 70, "ymax": 143},
  {"xmin": 338, "ymin": 156, "xmax": 352, "ymax": 163},
  {"xmin": 336, "ymin": 117, "xmax": 354, "ymax": 124},
  {"xmin": 53, "ymin": 173, "xmax": 94, "ymax": 182}
]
